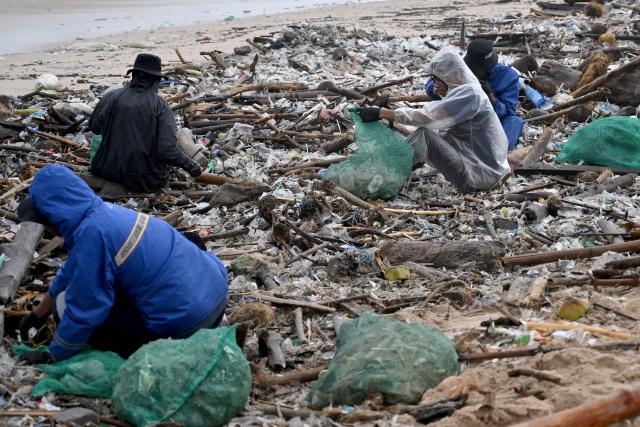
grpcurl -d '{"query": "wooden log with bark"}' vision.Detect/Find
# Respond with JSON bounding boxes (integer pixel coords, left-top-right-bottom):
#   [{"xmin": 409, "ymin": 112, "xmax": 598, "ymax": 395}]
[{"xmin": 379, "ymin": 240, "xmax": 503, "ymax": 272}]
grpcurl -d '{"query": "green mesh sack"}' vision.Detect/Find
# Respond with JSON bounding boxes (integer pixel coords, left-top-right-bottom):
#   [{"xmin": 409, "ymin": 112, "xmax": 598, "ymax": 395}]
[
  {"xmin": 13, "ymin": 345, "xmax": 124, "ymax": 398},
  {"xmin": 556, "ymin": 116, "xmax": 640, "ymax": 169},
  {"xmin": 112, "ymin": 327, "xmax": 251, "ymax": 427},
  {"xmin": 323, "ymin": 109, "xmax": 413, "ymax": 200},
  {"xmin": 89, "ymin": 134, "xmax": 102, "ymax": 162},
  {"xmin": 306, "ymin": 313, "xmax": 459, "ymax": 408}
]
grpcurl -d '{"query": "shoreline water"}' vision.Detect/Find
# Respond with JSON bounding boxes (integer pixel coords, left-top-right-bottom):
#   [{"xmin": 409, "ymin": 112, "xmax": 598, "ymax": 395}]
[{"xmin": 0, "ymin": 0, "xmax": 378, "ymax": 55}]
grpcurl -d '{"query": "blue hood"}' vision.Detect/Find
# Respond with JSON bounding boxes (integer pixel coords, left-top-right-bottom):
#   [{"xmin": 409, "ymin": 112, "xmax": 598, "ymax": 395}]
[{"xmin": 29, "ymin": 165, "xmax": 101, "ymax": 248}]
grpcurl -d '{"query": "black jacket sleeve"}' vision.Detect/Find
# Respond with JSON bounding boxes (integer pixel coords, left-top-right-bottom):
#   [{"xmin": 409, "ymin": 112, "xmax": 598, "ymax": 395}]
[
  {"xmin": 89, "ymin": 95, "xmax": 111, "ymax": 135},
  {"xmin": 155, "ymin": 101, "xmax": 198, "ymax": 171}
]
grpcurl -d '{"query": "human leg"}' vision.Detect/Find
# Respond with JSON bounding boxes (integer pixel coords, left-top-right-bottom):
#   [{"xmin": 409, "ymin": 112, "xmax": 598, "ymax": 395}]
[
  {"xmin": 88, "ymin": 292, "xmax": 157, "ymax": 358},
  {"xmin": 405, "ymin": 128, "xmax": 476, "ymax": 193}
]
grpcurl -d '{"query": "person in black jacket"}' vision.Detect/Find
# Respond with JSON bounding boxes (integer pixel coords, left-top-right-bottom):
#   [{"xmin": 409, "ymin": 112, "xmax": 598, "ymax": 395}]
[{"xmin": 89, "ymin": 53, "xmax": 201, "ymax": 193}]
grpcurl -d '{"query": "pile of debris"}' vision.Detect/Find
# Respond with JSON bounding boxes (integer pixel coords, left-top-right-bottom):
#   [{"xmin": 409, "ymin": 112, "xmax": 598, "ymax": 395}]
[{"xmin": 1, "ymin": 1, "xmax": 640, "ymax": 424}]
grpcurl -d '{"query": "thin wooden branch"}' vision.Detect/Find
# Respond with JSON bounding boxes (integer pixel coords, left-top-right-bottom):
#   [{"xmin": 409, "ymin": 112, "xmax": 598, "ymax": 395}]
[
  {"xmin": 249, "ymin": 292, "xmax": 336, "ymax": 313},
  {"xmin": 507, "ymin": 368, "xmax": 562, "ymax": 383},
  {"xmin": 503, "ymin": 239, "xmax": 640, "ymax": 267}
]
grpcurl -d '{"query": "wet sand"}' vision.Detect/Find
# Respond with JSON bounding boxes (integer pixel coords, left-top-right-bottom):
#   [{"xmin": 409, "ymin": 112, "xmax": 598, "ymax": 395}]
[{"xmin": 0, "ymin": 0, "xmax": 529, "ymax": 96}]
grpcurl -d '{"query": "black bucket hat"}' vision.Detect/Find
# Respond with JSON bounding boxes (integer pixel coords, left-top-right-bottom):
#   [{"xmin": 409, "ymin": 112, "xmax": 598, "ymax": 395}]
[
  {"xmin": 464, "ymin": 39, "xmax": 499, "ymax": 76},
  {"xmin": 126, "ymin": 53, "xmax": 165, "ymax": 78},
  {"xmin": 17, "ymin": 197, "xmax": 50, "ymax": 225}
]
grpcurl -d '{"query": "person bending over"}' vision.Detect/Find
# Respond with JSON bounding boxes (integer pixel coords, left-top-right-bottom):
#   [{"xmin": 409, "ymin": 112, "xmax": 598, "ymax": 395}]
[{"xmin": 18, "ymin": 165, "xmax": 227, "ymax": 363}]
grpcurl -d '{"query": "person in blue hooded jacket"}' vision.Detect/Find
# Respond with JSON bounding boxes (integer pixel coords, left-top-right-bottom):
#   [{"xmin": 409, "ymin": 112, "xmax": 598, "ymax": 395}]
[
  {"xmin": 16, "ymin": 164, "xmax": 228, "ymax": 363},
  {"xmin": 425, "ymin": 39, "xmax": 524, "ymax": 150}
]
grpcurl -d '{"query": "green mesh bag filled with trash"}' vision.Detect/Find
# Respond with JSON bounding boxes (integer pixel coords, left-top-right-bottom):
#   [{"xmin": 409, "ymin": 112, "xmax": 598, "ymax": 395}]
[
  {"xmin": 556, "ymin": 116, "xmax": 640, "ymax": 169},
  {"xmin": 323, "ymin": 109, "xmax": 413, "ymax": 200},
  {"xmin": 306, "ymin": 313, "xmax": 459, "ymax": 408},
  {"xmin": 13, "ymin": 344, "xmax": 124, "ymax": 398},
  {"xmin": 112, "ymin": 327, "xmax": 251, "ymax": 427}
]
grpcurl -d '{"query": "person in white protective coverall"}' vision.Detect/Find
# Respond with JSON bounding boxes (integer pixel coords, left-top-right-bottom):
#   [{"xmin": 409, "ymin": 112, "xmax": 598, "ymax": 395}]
[{"xmin": 356, "ymin": 46, "xmax": 511, "ymax": 194}]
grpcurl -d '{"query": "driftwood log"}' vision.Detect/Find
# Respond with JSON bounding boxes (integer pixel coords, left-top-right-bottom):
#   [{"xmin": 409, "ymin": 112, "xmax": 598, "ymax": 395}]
[
  {"xmin": 511, "ymin": 386, "xmax": 640, "ymax": 427},
  {"xmin": 0, "ymin": 222, "xmax": 44, "ymax": 303},
  {"xmin": 379, "ymin": 240, "xmax": 503, "ymax": 272}
]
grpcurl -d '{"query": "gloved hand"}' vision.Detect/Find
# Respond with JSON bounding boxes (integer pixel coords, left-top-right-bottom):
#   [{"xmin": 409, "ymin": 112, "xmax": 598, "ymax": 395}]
[
  {"xmin": 372, "ymin": 94, "xmax": 390, "ymax": 108},
  {"xmin": 19, "ymin": 312, "xmax": 48, "ymax": 342},
  {"xmin": 19, "ymin": 350, "xmax": 53, "ymax": 365},
  {"xmin": 186, "ymin": 161, "xmax": 202, "ymax": 178},
  {"xmin": 479, "ymin": 80, "xmax": 496, "ymax": 104},
  {"xmin": 357, "ymin": 107, "xmax": 381, "ymax": 122}
]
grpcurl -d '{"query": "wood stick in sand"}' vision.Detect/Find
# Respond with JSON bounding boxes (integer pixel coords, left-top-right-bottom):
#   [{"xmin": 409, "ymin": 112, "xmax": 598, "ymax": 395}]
[
  {"xmin": 294, "ymin": 308, "xmax": 306, "ymax": 342},
  {"xmin": 525, "ymin": 321, "xmax": 633, "ymax": 340},
  {"xmin": 511, "ymin": 386, "xmax": 640, "ymax": 427},
  {"xmin": 249, "ymin": 292, "xmax": 336, "ymax": 313}
]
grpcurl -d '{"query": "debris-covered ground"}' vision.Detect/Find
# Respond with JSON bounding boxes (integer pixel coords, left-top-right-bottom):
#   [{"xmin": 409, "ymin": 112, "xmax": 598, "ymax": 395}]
[{"xmin": 2, "ymin": 0, "xmax": 640, "ymax": 425}]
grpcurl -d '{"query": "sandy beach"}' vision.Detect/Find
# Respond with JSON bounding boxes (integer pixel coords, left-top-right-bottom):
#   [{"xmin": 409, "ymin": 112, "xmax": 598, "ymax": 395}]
[{"xmin": 0, "ymin": 0, "xmax": 529, "ymax": 96}]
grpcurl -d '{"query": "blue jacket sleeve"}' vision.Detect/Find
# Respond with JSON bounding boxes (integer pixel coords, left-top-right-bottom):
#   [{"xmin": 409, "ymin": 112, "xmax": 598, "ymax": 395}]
[
  {"xmin": 48, "ymin": 262, "xmax": 71, "ymax": 300},
  {"xmin": 424, "ymin": 78, "xmax": 442, "ymax": 100},
  {"xmin": 49, "ymin": 228, "xmax": 116, "ymax": 361},
  {"xmin": 489, "ymin": 65, "xmax": 520, "ymax": 119}
]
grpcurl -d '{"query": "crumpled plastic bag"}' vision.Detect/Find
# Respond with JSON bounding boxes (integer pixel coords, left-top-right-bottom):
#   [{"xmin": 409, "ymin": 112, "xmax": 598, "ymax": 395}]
[
  {"xmin": 306, "ymin": 313, "xmax": 459, "ymax": 407},
  {"xmin": 323, "ymin": 109, "xmax": 413, "ymax": 200},
  {"xmin": 112, "ymin": 327, "xmax": 251, "ymax": 427},
  {"xmin": 13, "ymin": 344, "xmax": 124, "ymax": 398}
]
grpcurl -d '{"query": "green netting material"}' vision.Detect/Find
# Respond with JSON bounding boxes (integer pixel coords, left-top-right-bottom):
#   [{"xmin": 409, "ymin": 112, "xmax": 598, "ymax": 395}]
[
  {"xmin": 306, "ymin": 313, "xmax": 459, "ymax": 408},
  {"xmin": 556, "ymin": 116, "xmax": 640, "ymax": 169},
  {"xmin": 112, "ymin": 327, "xmax": 251, "ymax": 427},
  {"xmin": 13, "ymin": 344, "xmax": 124, "ymax": 398},
  {"xmin": 89, "ymin": 134, "xmax": 102, "ymax": 162},
  {"xmin": 323, "ymin": 109, "xmax": 413, "ymax": 200}
]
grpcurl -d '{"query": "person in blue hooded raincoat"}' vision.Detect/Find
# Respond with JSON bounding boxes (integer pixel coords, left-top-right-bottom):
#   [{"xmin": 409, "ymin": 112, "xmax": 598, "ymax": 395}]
[
  {"xmin": 17, "ymin": 164, "xmax": 228, "ymax": 363},
  {"xmin": 425, "ymin": 39, "xmax": 524, "ymax": 150}
]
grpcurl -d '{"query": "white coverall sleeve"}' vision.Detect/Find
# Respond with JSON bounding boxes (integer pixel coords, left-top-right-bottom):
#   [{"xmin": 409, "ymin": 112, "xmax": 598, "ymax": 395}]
[{"xmin": 394, "ymin": 85, "xmax": 483, "ymax": 130}]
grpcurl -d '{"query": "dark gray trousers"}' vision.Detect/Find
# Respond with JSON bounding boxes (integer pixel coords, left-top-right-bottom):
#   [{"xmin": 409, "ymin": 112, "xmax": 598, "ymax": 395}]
[{"xmin": 406, "ymin": 127, "xmax": 476, "ymax": 194}]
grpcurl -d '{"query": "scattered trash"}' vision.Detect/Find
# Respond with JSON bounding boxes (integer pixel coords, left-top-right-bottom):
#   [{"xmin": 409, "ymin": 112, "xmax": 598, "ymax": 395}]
[
  {"xmin": 1, "ymin": 3, "xmax": 640, "ymax": 425},
  {"xmin": 557, "ymin": 297, "xmax": 589, "ymax": 321},
  {"xmin": 35, "ymin": 74, "xmax": 61, "ymax": 91}
]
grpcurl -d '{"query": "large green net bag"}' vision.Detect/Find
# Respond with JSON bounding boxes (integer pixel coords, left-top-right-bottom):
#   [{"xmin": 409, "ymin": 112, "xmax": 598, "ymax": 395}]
[
  {"xmin": 13, "ymin": 345, "xmax": 124, "ymax": 398},
  {"xmin": 112, "ymin": 327, "xmax": 251, "ymax": 427},
  {"xmin": 306, "ymin": 313, "xmax": 459, "ymax": 408},
  {"xmin": 556, "ymin": 116, "xmax": 640, "ymax": 169},
  {"xmin": 323, "ymin": 109, "xmax": 414, "ymax": 200}
]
